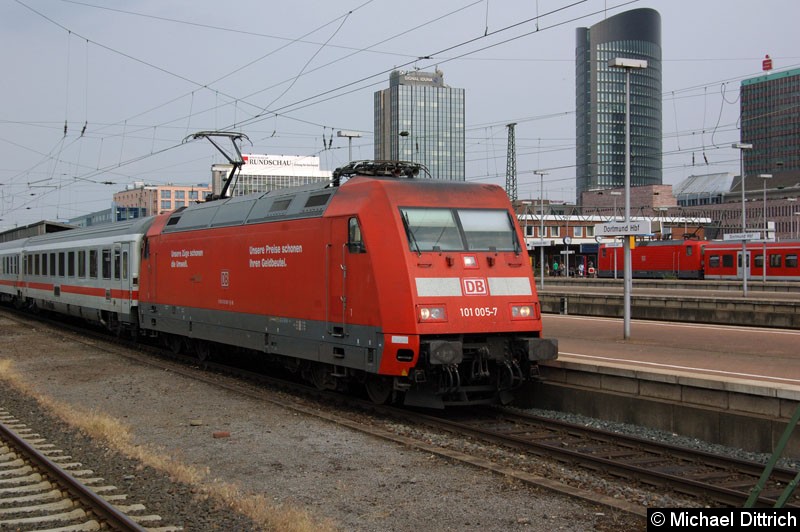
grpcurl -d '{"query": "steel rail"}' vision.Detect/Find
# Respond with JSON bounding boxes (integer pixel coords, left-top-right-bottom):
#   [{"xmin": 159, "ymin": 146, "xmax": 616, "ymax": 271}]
[
  {"xmin": 0, "ymin": 419, "xmax": 147, "ymax": 532},
  {"xmin": 395, "ymin": 407, "xmax": 799, "ymax": 508}
]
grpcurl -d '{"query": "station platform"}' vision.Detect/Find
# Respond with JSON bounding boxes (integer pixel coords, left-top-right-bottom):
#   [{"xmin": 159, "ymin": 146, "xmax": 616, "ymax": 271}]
[{"xmin": 519, "ymin": 314, "xmax": 800, "ymax": 457}]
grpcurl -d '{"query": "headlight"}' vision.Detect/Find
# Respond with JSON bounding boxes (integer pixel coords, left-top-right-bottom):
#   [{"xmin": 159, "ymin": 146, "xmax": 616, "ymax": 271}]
[
  {"xmin": 418, "ymin": 305, "xmax": 447, "ymax": 322},
  {"xmin": 510, "ymin": 304, "xmax": 535, "ymax": 320}
]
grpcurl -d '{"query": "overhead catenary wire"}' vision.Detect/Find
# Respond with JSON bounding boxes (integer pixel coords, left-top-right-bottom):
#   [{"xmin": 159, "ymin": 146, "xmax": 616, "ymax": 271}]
[{"xmin": 2, "ymin": 0, "xmax": 795, "ymax": 223}]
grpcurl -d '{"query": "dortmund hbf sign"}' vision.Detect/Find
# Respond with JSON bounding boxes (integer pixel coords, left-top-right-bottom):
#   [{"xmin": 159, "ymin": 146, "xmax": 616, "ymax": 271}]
[{"xmin": 594, "ymin": 220, "xmax": 652, "ymax": 237}]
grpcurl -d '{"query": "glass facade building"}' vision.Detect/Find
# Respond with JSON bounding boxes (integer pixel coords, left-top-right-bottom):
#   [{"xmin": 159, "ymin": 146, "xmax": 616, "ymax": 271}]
[
  {"xmin": 374, "ymin": 70, "xmax": 465, "ymax": 181},
  {"xmin": 576, "ymin": 9, "xmax": 662, "ymax": 203},
  {"xmin": 741, "ymin": 68, "xmax": 800, "ymax": 176}
]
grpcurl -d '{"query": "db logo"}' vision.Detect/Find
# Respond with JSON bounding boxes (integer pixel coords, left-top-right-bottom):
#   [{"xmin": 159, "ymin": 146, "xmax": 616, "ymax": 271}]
[
  {"xmin": 220, "ymin": 270, "xmax": 230, "ymax": 288},
  {"xmin": 462, "ymin": 278, "xmax": 488, "ymax": 296}
]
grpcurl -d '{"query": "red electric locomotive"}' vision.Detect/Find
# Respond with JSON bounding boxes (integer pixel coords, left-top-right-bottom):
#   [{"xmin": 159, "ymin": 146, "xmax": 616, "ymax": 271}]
[
  {"xmin": 1, "ymin": 161, "xmax": 557, "ymax": 408},
  {"xmin": 139, "ymin": 161, "xmax": 558, "ymax": 407}
]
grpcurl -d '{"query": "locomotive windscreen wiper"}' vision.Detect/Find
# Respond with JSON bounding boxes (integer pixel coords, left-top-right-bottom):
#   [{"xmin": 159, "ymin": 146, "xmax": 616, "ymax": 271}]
[{"xmin": 401, "ymin": 211, "xmax": 421, "ymax": 256}]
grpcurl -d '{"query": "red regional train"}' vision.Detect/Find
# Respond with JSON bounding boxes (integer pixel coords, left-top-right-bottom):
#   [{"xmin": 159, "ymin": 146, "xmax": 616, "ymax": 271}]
[
  {"xmin": 597, "ymin": 239, "xmax": 800, "ymax": 280},
  {"xmin": 0, "ymin": 161, "xmax": 558, "ymax": 408}
]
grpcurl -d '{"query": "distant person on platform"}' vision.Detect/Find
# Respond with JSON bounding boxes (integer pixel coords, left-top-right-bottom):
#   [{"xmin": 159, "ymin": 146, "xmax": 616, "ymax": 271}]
[
  {"xmin": 552, "ymin": 261, "xmax": 559, "ymax": 276},
  {"xmin": 578, "ymin": 263, "xmax": 585, "ymax": 277}
]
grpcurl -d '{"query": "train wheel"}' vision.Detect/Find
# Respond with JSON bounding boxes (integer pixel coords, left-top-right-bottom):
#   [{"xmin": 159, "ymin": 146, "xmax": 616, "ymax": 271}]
[
  {"xmin": 194, "ymin": 340, "xmax": 212, "ymax": 362},
  {"xmin": 310, "ymin": 363, "xmax": 332, "ymax": 391},
  {"xmin": 166, "ymin": 334, "xmax": 184, "ymax": 354},
  {"xmin": 365, "ymin": 375, "xmax": 393, "ymax": 405}
]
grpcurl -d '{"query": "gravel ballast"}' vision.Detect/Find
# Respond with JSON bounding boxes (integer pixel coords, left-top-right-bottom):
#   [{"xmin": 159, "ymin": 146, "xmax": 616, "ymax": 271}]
[{"xmin": 0, "ymin": 312, "xmax": 653, "ymax": 530}]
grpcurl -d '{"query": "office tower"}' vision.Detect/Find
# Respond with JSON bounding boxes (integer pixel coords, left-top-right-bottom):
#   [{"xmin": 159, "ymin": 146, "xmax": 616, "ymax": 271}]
[
  {"xmin": 741, "ymin": 67, "xmax": 800, "ymax": 176},
  {"xmin": 374, "ymin": 69, "xmax": 465, "ymax": 180},
  {"xmin": 576, "ymin": 8, "xmax": 662, "ymax": 202}
]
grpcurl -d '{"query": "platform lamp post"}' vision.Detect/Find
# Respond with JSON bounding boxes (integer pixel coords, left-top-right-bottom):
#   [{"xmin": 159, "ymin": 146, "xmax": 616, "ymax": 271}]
[
  {"xmin": 733, "ymin": 142, "xmax": 753, "ymax": 297},
  {"xmin": 534, "ymin": 170, "xmax": 548, "ymax": 288},
  {"xmin": 609, "ymin": 57, "xmax": 647, "ymax": 340},
  {"xmin": 337, "ymin": 130, "xmax": 362, "ymax": 162},
  {"xmin": 759, "ymin": 174, "xmax": 772, "ymax": 282},
  {"xmin": 610, "ymin": 191, "xmax": 621, "ymax": 280},
  {"xmin": 610, "ymin": 191, "xmax": 621, "ymax": 221}
]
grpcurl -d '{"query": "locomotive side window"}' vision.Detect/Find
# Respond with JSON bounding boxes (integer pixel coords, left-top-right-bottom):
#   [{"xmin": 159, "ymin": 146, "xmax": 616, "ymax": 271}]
[
  {"xmin": 787, "ymin": 254, "xmax": 798, "ymax": 268},
  {"xmin": 348, "ymin": 217, "xmax": 366, "ymax": 253},
  {"xmin": 685, "ymin": 246, "xmax": 693, "ymax": 256}
]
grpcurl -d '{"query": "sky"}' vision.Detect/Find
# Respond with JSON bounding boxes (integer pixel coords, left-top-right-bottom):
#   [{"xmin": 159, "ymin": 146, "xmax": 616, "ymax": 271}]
[{"xmin": 1, "ymin": 0, "xmax": 798, "ymax": 229}]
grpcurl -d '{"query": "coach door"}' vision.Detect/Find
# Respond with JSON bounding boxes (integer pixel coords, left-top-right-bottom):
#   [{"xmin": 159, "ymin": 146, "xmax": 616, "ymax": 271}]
[
  {"xmin": 112, "ymin": 243, "xmax": 129, "ymax": 313},
  {"xmin": 737, "ymin": 250, "xmax": 750, "ymax": 279}
]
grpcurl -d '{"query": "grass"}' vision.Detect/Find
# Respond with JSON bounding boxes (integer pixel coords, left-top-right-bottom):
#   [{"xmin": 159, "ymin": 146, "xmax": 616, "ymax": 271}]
[{"xmin": 0, "ymin": 359, "xmax": 336, "ymax": 532}]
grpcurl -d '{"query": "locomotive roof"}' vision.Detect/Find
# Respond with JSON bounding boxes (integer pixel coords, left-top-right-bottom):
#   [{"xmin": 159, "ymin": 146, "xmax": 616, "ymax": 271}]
[
  {"xmin": 160, "ymin": 172, "xmax": 495, "ymax": 234},
  {"xmin": 162, "ymin": 180, "xmax": 337, "ymax": 233}
]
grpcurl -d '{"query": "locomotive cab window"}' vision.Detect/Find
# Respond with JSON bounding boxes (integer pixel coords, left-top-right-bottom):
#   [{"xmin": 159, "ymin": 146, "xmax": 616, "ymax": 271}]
[
  {"xmin": 458, "ymin": 209, "xmax": 518, "ymax": 252},
  {"xmin": 401, "ymin": 208, "xmax": 462, "ymax": 251},
  {"xmin": 400, "ymin": 207, "xmax": 519, "ymax": 253},
  {"xmin": 348, "ymin": 217, "xmax": 366, "ymax": 253}
]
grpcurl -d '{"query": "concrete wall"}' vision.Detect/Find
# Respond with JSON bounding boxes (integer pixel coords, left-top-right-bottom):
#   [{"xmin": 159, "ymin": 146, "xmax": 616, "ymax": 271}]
[
  {"xmin": 518, "ymin": 362, "xmax": 800, "ymax": 458},
  {"xmin": 539, "ymin": 293, "xmax": 800, "ymax": 329}
]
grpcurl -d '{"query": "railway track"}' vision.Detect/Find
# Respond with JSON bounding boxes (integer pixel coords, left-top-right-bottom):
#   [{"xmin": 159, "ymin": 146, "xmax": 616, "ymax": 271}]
[
  {"xmin": 394, "ymin": 407, "xmax": 800, "ymax": 509},
  {"xmin": 5, "ymin": 307, "xmax": 798, "ymax": 516},
  {"xmin": 0, "ymin": 409, "xmax": 174, "ymax": 532}
]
